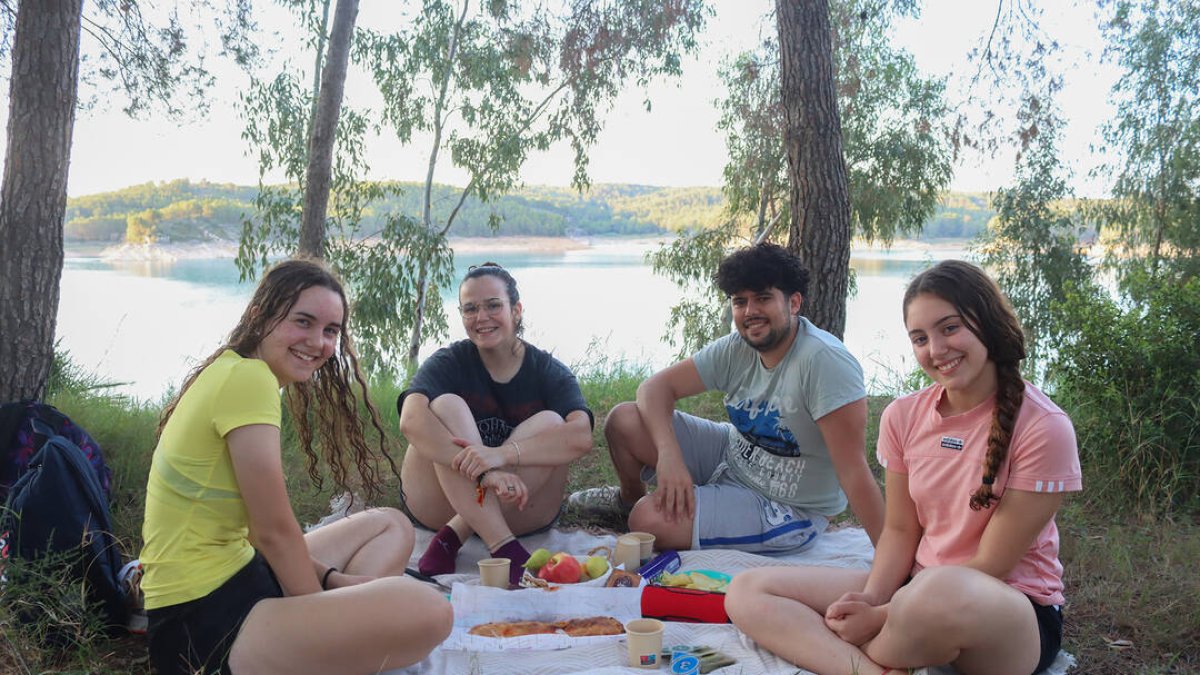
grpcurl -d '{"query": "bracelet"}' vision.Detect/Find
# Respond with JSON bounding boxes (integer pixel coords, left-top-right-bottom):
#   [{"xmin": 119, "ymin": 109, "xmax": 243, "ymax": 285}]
[
  {"xmin": 510, "ymin": 440, "xmax": 522, "ymax": 466},
  {"xmin": 476, "ymin": 469, "xmax": 492, "ymax": 486},
  {"xmin": 321, "ymin": 566, "xmax": 338, "ymax": 590}
]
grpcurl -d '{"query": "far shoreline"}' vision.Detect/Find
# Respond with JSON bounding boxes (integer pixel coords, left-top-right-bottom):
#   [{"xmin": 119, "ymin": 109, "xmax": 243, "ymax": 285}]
[{"xmin": 65, "ymin": 233, "xmax": 978, "ymax": 262}]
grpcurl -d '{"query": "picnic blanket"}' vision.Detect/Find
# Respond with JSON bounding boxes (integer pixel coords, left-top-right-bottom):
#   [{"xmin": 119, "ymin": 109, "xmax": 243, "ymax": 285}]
[{"xmin": 380, "ymin": 525, "xmax": 1076, "ymax": 674}]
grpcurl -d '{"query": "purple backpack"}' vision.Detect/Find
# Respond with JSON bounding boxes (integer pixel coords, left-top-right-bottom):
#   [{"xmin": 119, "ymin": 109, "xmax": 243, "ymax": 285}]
[{"xmin": 0, "ymin": 401, "xmax": 112, "ymax": 504}]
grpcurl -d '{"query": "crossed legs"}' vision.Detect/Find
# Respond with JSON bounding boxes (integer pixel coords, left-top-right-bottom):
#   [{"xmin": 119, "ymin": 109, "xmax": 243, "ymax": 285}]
[
  {"xmin": 725, "ymin": 564, "xmax": 1043, "ymax": 675},
  {"xmin": 603, "ymin": 402, "xmax": 705, "ymax": 550},
  {"xmin": 228, "ymin": 507, "xmax": 452, "ymax": 673},
  {"xmin": 401, "ymin": 395, "xmax": 569, "ymax": 549}
]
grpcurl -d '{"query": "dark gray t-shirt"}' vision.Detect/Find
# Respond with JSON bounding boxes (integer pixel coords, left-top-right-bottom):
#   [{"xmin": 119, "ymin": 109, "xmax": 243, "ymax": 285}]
[
  {"xmin": 692, "ymin": 317, "xmax": 866, "ymax": 514},
  {"xmin": 399, "ymin": 340, "xmax": 593, "ymax": 446}
]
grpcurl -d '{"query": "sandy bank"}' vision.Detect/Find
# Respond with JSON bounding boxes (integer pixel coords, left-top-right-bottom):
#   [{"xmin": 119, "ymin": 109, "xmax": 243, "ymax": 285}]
[
  {"xmin": 91, "ymin": 235, "xmax": 615, "ymax": 261},
  {"xmin": 98, "ymin": 241, "xmax": 241, "ymax": 262},
  {"xmin": 82, "ymin": 234, "xmax": 977, "ymax": 262}
]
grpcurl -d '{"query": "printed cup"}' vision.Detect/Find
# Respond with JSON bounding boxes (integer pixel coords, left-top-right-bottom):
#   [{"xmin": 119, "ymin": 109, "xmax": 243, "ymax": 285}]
[
  {"xmin": 477, "ymin": 557, "xmax": 511, "ymax": 588},
  {"xmin": 625, "ymin": 618, "xmax": 665, "ymax": 669},
  {"xmin": 615, "ymin": 534, "xmax": 642, "ymax": 571},
  {"xmin": 629, "ymin": 531, "xmax": 656, "ymax": 563}
]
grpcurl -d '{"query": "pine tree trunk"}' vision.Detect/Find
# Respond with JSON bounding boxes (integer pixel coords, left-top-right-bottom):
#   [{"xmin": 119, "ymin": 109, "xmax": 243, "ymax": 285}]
[
  {"xmin": 0, "ymin": 0, "xmax": 84, "ymax": 402},
  {"xmin": 776, "ymin": 0, "xmax": 852, "ymax": 339},
  {"xmin": 299, "ymin": 0, "xmax": 359, "ymax": 259}
]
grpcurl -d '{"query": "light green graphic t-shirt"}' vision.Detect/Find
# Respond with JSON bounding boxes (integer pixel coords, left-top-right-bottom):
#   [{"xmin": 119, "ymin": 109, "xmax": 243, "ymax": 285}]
[{"xmin": 693, "ymin": 317, "xmax": 866, "ymax": 514}]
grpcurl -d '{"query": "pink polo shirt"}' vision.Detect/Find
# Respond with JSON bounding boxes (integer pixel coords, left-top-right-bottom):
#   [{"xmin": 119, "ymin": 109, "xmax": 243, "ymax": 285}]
[{"xmin": 877, "ymin": 382, "xmax": 1081, "ymax": 606}]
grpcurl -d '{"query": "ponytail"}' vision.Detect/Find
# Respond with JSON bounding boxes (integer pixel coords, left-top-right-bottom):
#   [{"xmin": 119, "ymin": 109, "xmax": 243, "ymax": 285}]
[{"xmin": 970, "ymin": 361, "xmax": 1025, "ymax": 510}]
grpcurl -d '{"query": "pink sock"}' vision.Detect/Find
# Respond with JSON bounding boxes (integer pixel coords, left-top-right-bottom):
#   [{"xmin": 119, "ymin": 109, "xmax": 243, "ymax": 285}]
[
  {"xmin": 491, "ymin": 539, "xmax": 531, "ymax": 586},
  {"xmin": 418, "ymin": 526, "xmax": 462, "ymax": 576}
]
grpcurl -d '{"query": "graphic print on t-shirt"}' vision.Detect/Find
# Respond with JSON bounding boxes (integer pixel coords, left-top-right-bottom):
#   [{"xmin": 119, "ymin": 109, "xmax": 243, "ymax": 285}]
[
  {"xmin": 725, "ymin": 399, "xmax": 800, "ymax": 457},
  {"xmin": 724, "ymin": 398, "xmax": 812, "ymax": 503},
  {"xmin": 477, "ymin": 417, "xmax": 514, "ymax": 448}
]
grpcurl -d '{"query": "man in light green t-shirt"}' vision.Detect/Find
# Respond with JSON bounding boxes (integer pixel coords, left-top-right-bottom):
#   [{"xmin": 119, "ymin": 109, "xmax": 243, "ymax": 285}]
[{"xmin": 571, "ymin": 243, "xmax": 884, "ymax": 554}]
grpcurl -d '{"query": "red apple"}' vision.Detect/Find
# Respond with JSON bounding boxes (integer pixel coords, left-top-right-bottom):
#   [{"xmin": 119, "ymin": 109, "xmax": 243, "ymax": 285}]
[{"xmin": 536, "ymin": 552, "xmax": 583, "ymax": 584}]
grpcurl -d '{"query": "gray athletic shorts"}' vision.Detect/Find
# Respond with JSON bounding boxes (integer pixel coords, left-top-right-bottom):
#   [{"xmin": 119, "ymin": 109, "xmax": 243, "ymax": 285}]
[{"xmin": 640, "ymin": 411, "xmax": 829, "ymax": 554}]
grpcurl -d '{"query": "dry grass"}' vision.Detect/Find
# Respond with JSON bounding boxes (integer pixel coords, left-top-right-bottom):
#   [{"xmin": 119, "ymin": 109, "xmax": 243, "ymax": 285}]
[{"xmin": 1057, "ymin": 510, "xmax": 1200, "ymax": 674}]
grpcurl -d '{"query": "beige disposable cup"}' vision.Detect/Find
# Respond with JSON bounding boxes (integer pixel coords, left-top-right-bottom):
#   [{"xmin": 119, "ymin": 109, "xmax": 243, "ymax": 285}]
[
  {"xmin": 625, "ymin": 618, "xmax": 665, "ymax": 669},
  {"xmin": 614, "ymin": 534, "xmax": 642, "ymax": 571},
  {"xmin": 478, "ymin": 557, "xmax": 511, "ymax": 588},
  {"xmin": 629, "ymin": 531, "xmax": 656, "ymax": 562}
]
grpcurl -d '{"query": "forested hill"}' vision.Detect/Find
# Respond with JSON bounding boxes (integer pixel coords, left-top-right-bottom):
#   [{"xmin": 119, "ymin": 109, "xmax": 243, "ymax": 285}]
[{"xmin": 64, "ymin": 179, "xmax": 993, "ymax": 244}]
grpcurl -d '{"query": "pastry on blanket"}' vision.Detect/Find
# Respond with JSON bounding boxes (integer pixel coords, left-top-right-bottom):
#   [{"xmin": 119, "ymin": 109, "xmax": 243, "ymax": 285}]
[
  {"xmin": 468, "ymin": 616, "xmax": 625, "ymax": 638},
  {"xmin": 605, "ymin": 569, "xmax": 642, "ymax": 588},
  {"xmin": 468, "ymin": 620, "xmax": 560, "ymax": 638},
  {"xmin": 556, "ymin": 616, "xmax": 625, "ymax": 637}
]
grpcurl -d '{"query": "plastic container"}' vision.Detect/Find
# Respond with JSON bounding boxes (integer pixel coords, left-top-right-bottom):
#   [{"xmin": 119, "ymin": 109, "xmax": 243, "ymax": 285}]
[{"xmin": 637, "ymin": 549, "xmax": 682, "ymax": 580}]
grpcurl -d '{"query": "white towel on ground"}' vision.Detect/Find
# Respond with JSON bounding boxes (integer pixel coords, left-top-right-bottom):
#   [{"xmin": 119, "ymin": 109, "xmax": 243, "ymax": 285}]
[{"xmin": 377, "ymin": 526, "xmax": 1075, "ymax": 674}]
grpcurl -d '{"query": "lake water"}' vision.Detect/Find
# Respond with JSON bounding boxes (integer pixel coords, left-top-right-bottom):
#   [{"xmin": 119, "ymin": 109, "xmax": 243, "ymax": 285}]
[{"xmin": 58, "ymin": 239, "xmax": 967, "ymax": 402}]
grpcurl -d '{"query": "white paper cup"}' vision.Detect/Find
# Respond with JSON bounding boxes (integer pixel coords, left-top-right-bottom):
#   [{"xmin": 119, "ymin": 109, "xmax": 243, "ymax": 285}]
[
  {"xmin": 478, "ymin": 557, "xmax": 510, "ymax": 588},
  {"xmin": 625, "ymin": 618, "xmax": 665, "ymax": 669},
  {"xmin": 615, "ymin": 534, "xmax": 642, "ymax": 571},
  {"xmin": 629, "ymin": 531, "xmax": 656, "ymax": 563}
]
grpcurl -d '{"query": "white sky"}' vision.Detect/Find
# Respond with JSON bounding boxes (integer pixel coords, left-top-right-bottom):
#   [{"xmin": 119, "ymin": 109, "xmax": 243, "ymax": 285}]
[{"xmin": 42, "ymin": 0, "xmax": 1117, "ymax": 198}]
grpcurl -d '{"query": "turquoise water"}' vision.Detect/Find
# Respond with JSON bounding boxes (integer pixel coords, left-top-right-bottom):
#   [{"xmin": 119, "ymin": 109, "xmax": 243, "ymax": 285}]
[{"xmin": 58, "ymin": 240, "xmax": 965, "ymax": 402}]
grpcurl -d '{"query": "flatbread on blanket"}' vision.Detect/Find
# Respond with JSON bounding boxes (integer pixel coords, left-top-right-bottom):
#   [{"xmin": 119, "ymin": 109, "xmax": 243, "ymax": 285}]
[
  {"xmin": 468, "ymin": 620, "xmax": 561, "ymax": 638},
  {"xmin": 556, "ymin": 616, "xmax": 625, "ymax": 637},
  {"xmin": 468, "ymin": 616, "xmax": 625, "ymax": 638}
]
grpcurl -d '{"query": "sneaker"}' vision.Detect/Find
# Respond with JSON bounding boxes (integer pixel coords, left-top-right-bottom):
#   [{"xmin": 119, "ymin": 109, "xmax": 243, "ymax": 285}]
[
  {"xmin": 568, "ymin": 485, "xmax": 633, "ymax": 520},
  {"xmin": 119, "ymin": 559, "xmax": 147, "ymax": 635}
]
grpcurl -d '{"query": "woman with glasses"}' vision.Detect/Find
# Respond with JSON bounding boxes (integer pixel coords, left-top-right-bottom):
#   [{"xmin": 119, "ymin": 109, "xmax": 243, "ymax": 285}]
[{"xmin": 398, "ymin": 262, "xmax": 594, "ymax": 586}]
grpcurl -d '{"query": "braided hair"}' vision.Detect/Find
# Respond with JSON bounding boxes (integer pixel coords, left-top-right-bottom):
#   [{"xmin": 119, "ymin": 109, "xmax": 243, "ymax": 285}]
[
  {"xmin": 903, "ymin": 260, "xmax": 1027, "ymax": 510},
  {"xmin": 158, "ymin": 257, "xmax": 397, "ymax": 502}
]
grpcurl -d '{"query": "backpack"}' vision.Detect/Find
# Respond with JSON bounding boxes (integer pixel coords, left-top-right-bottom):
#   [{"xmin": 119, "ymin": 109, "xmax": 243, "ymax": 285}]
[
  {"xmin": 0, "ymin": 401, "xmax": 112, "ymax": 504},
  {"xmin": 1, "ymin": 406, "xmax": 128, "ymax": 632}
]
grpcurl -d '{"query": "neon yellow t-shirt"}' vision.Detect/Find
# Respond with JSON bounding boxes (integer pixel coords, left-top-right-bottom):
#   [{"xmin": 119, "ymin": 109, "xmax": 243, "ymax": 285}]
[{"xmin": 140, "ymin": 350, "xmax": 281, "ymax": 610}]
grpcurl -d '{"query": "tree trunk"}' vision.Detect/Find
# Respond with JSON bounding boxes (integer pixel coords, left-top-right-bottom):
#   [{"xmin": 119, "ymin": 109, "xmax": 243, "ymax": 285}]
[
  {"xmin": 776, "ymin": 0, "xmax": 852, "ymax": 339},
  {"xmin": 0, "ymin": 0, "xmax": 84, "ymax": 403},
  {"xmin": 406, "ymin": 0, "xmax": 471, "ymax": 367},
  {"xmin": 299, "ymin": 0, "xmax": 359, "ymax": 259}
]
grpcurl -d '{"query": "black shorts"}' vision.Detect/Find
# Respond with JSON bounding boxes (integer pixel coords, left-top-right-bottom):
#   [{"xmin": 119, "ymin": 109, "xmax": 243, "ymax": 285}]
[
  {"xmin": 147, "ymin": 552, "xmax": 283, "ymax": 675},
  {"xmin": 1031, "ymin": 597, "xmax": 1063, "ymax": 674}
]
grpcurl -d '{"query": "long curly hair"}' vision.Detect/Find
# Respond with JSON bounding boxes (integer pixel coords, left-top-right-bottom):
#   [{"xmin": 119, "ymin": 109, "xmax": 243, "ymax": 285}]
[
  {"xmin": 157, "ymin": 257, "xmax": 397, "ymax": 501},
  {"xmin": 903, "ymin": 260, "xmax": 1027, "ymax": 510}
]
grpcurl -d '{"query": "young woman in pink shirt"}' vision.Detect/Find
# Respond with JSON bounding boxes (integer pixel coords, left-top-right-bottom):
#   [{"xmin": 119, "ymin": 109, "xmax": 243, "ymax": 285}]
[{"xmin": 725, "ymin": 260, "xmax": 1081, "ymax": 675}]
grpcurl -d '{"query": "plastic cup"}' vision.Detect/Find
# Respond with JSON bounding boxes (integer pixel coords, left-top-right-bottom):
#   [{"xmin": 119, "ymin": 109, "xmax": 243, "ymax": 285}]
[
  {"xmin": 629, "ymin": 531, "xmax": 656, "ymax": 562},
  {"xmin": 478, "ymin": 557, "xmax": 510, "ymax": 588},
  {"xmin": 615, "ymin": 534, "xmax": 642, "ymax": 571},
  {"xmin": 625, "ymin": 618, "xmax": 665, "ymax": 669}
]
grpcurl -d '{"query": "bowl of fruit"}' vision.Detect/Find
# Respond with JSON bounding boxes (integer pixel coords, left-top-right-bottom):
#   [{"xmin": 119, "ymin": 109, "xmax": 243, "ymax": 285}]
[{"xmin": 519, "ymin": 547, "xmax": 612, "ymax": 587}]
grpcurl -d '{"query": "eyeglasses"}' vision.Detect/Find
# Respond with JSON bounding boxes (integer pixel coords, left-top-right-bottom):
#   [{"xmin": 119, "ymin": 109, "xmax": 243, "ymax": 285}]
[{"xmin": 459, "ymin": 299, "xmax": 507, "ymax": 319}]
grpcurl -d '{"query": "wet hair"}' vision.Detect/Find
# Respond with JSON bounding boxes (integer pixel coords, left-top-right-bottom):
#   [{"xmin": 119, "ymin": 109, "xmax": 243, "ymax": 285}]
[
  {"xmin": 461, "ymin": 262, "xmax": 524, "ymax": 338},
  {"xmin": 903, "ymin": 260, "xmax": 1027, "ymax": 510},
  {"xmin": 716, "ymin": 242, "xmax": 810, "ymax": 300},
  {"xmin": 158, "ymin": 257, "xmax": 397, "ymax": 501}
]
